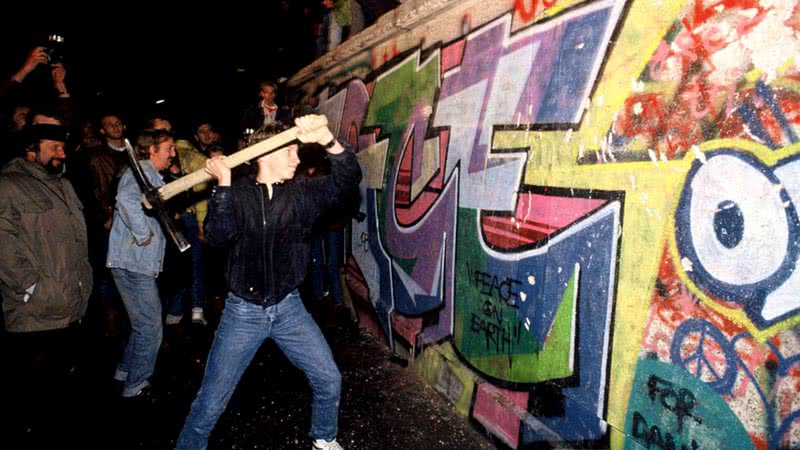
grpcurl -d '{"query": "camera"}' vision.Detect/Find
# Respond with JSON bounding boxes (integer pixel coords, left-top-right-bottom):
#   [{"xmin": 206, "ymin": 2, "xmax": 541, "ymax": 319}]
[{"xmin": 44, "ymin": 34, "xmax": 65, "ymax": 65}]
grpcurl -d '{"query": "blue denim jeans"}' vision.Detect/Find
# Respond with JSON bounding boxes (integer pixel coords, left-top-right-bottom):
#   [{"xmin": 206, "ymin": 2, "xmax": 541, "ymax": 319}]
[
  {"xmin": 310, "ymin": 229, "xmax": 344, "ymax": 305},
  {"xmin": 111, "ymin": 268, "xmax": 163, "ymax": 397},
  {"xmin": 176, "ymin": 290, "xmax": 341, "ymax": 450},
  {"xmin": 167, "ymin": 212, "xmax": 205, "ymax": 316}
]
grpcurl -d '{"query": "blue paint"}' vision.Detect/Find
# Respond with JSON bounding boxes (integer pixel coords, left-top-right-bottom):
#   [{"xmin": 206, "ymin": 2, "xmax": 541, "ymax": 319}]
[
  {"xmin": 736, "ymin": 100, "xmax": 777, "ymax": 149},
  {"xmin": 536, "ymin": 8, "xmax": 611, "ymax": 124},
  {"xmin": 505, "ymin": 202, "xmax": 620, "ymax": 443},
  {"xmin": 713, "ymin": 200, "xmax": 744, "ymax": 249},
  {"xmin": 365, "ymin": 188, "xmax": 397, "ymax": 342},
  {"xmin": 756, "ymin": 80, "xmax": 798, "ymax": 145},
  {"xmin": 670, "ymin": 319, "xmax": 737, "ymax": 394}
]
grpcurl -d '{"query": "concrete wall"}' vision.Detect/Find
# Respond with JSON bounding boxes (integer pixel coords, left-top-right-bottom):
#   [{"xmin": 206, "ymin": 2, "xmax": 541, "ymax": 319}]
[{"xmin": 290, "ymin": 0, "xmax": 800, "ymax": 447}]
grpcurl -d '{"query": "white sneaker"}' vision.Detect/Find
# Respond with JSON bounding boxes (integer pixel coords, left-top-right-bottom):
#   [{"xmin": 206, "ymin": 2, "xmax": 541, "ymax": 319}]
[
  {"xmin": 113, "ymin": 367, "xmax": 128, "ymax": 382},
  {"xmin": 165, "ymin": 314, "xmax": 183, "ymax": 325},
  {"xmin": 312, "ymin": 438, "xmax": 344, "ymax": 450},
  {"xmin": 191, "ymin": 307, "xmax": 206, "ymax": 325}
]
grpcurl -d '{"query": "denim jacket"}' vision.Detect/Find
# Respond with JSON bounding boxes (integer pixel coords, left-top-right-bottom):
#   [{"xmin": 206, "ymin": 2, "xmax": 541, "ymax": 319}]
[{"xmin": 106, "ymin": 160, "xmax": 166, "ymax": 277}]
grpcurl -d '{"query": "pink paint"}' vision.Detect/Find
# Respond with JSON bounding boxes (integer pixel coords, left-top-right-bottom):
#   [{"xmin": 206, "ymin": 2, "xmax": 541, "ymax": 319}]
[
  {"xmin": 441, "ymin": 39, "xmax": 466, "ymax": 73},
  {"xmin": 515, "ymin": 193, "xmax": 607, "ymax": 229},
  {"xmin": 473, "ymin": 382, "xmax": 528, "ymax": 448},
  {"xmin": 481, "ymin": 193, "xmax": 607, "ymax": 249}
]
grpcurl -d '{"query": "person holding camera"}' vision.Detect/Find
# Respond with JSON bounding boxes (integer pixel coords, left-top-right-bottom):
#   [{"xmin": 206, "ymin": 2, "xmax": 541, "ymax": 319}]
[
  {"xmin": 1, "ymin": 46, "xmax": 71, "ymax": 104},
  {"xmin": 0, "ymin": 45, "xmax": 75, "ymax": 179}
]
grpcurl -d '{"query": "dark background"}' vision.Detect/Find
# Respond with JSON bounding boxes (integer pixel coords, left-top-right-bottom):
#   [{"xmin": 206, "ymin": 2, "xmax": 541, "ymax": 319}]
[{"xmin": 0, "ymin": 1, "xmax": 398, "ymax": 140}]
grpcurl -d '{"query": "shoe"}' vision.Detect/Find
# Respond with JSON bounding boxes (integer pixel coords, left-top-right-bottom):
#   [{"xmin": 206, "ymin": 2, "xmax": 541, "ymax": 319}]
[
  {"xmin": 312, "ymin": 438, "xmax": 344, "ymax": 450},
  {"xmin": 113, "ymin": 367, "xmax": 128, "ymax": 382},
  {"xmin": 165, "ymin": 314, "xmax": 183, "ymax": 325},
  {"xmin": 191, "ymin": 307, "xmax": 207, "ymax": 325},
  {"xmin": 122, "ymin": 381, "xmax": 151, "ymax": 398}
]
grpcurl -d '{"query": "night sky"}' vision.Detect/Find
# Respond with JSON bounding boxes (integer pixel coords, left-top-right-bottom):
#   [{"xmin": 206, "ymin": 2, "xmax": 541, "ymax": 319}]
[{"xmin": 0, "ymin": 3, "xmax": 327, "ymax": 139}]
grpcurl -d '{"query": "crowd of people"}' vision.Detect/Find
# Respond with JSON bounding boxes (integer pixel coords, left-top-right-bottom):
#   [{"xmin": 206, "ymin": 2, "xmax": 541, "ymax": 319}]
[{"xmin": 0, "ymin": 39, "xmax": 362, "ymax": 450}]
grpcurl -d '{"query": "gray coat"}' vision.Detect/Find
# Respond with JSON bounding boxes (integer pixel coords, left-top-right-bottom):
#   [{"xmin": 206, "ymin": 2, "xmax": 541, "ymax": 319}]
[{"xmin": 0, "ymin": 158, "xmax": 92, "ymax": 332}]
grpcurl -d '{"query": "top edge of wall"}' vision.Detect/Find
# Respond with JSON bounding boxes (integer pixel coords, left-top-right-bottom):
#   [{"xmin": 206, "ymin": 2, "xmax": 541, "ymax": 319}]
[{"xmin": 288, "ymin": 0, "xmax": 462, "ymax": 87}]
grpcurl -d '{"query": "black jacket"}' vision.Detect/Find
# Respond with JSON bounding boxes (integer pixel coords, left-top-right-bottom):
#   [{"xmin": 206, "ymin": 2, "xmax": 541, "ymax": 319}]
[
  {"xmin": 240, "ymin": 102, "xmax": 293, "ymax": 134},
  {"xmin": 204, "ymin": 148, "xmax": 361, "ymax": 306}
]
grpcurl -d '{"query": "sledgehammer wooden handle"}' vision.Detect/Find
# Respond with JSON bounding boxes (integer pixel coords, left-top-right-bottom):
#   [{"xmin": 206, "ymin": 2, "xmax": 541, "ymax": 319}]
[{"xmin": 146, "ymin": 126, "xmax": 301, "ymax": 208}]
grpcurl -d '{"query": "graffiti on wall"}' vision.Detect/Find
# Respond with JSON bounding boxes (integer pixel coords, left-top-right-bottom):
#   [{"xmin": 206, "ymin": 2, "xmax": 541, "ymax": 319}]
[{"xmin": 297, "ymin": 0, "xmax": 800, "ymax": 447}]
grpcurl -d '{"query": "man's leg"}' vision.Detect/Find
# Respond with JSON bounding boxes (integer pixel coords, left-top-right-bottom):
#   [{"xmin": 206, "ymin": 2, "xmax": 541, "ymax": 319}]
[
  {"xmin": 271, "ymin": 291, "xmax": 342, "ymax": 442},
  {"xmin": 166, "ymin": 288, "xmax": 186, "ymax": 322},
  {"xmin": 184, "ymin": 213, "xmax": 206, "ymax": 314},
  {"xmin": 111, "ymin": 268, "xmax": 163, "ymax": 396},
  {"xmin": 176, "ymin": 295, "xmax": 268, "ymax": 450}
]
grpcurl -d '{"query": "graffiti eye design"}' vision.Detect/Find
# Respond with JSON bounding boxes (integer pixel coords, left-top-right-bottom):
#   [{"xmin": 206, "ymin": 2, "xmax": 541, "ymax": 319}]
[{"xmin": 675, "ymin": 150, "xmax": 800, "ymax": 327}]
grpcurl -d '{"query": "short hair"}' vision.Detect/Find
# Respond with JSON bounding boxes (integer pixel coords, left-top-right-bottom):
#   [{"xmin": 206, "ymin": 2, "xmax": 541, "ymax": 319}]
[
  {"xmin": 194, "ymin": 120, "xmax": 215, "ymax": 133},
  {"xmin": 259, "ymin": 81, "xmax": 277, "ymax": 92},
  {"xmin": 135, "ymin": 129, "xmax": 173, "ymax": 160},
  {"xmin": 145, "ymin": 115, "xmax": 171, "ymax": 129},
  {"xmin": 205, "ymin": 144, "xmax": 226, "ymax": 156},
  {"xmin": 246, "ymin": 122, "xmax": 290, "ymax": 146},
  {"xmin": 28, "ymin": 106, "xmax": 64, "ymax": 125}
]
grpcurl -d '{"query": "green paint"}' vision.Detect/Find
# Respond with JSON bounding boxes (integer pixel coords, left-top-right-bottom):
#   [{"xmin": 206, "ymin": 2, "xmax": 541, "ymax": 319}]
[
  {"xmin": 363, "ymin": 51, "xmax": 440, "ymax": 251},
  {"xmin": 454, "ymin": 208, "xmax": 575, "ymax": 383},
  {"xmin": 624, "ymin": 359, "xmax": 754, "ymax": 450},
  {"xmin": 415, "ymin": 341, "xmax": 477, "ymax": 416}
]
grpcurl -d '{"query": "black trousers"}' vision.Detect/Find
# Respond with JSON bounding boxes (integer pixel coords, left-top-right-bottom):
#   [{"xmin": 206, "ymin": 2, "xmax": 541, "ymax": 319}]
[{"xmin": 2, "ymin": 321, "xmax": 82, "ymax": 445}]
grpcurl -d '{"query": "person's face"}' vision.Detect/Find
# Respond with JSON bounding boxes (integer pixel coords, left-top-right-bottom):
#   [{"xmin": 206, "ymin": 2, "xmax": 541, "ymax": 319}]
[
  {"xmin": 149, "ymin": 138, "xmax": 176, "ymax": 171},
  {"xmin": 100, "ymin": 116, "xmax": 125, "ymax": 140},
  {"xmin": 12, "ymin": 106, "xmax": 29, "ymax": 130},
  {"xmin": 259, "ymin": 85, "xmax": 276, "ymax": 104},
  {"xmin": 82, "ymin": 121, "xmax": 94, "ymax": 136},
  {"xmin": 30, "ymin": 139, "xmax": 66, "ymax": 173},
  {"xmin": 258, "ymin": 144, "xmax": 299, "ymax": 181},
  {"xmin": 195, "ymin": 124, "xmax": 215, "ymax": 146},
  {"xmin": 151, "ymin": 118, "xmax": 172, "ymax": 131}
]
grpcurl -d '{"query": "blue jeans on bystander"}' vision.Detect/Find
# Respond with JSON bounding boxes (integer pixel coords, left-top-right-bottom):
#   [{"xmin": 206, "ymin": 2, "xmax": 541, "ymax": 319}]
[
  {"xmin": 166, "ymin": 212, "xmax": 205, "ymax": 317},
  {"xmin": 111, "ymin": 268, "xmax": 163, "ymax": 397}
]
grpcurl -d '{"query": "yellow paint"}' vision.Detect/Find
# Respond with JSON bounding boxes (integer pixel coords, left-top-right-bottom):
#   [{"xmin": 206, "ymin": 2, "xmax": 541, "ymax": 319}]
[
  {"xmin": 494, "ymin": 0, "xmax": 686, "ymax": 444},
  {"xmin": 415, "ymin": 341, "xmax": 479, "ymax": 415}
]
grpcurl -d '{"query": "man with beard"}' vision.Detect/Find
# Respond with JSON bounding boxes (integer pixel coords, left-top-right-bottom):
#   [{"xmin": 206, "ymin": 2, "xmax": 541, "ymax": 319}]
[{"xmin": 0, "ymin": 111, "xmax": 93, "ymax": 444}]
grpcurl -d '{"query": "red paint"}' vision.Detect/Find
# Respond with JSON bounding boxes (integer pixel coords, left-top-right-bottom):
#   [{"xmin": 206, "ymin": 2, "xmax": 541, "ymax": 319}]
[
  {"xmin": 515, "ymin": 0, "xmax": 558, "ymax": 23},
  {"xmin": 441, "ymin": 39, "xmax": 466, "ymax": 73},
  {"xmin": 473, "ymin": 382, "xmax": 528, "ymax": 448},
  {"xmin": 393, "ymin": 129, "xmax": 450, "ymax": 226},
  {"xmin": 391, "ymin": 312, "xmax": 423, "ymax": 348}
]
